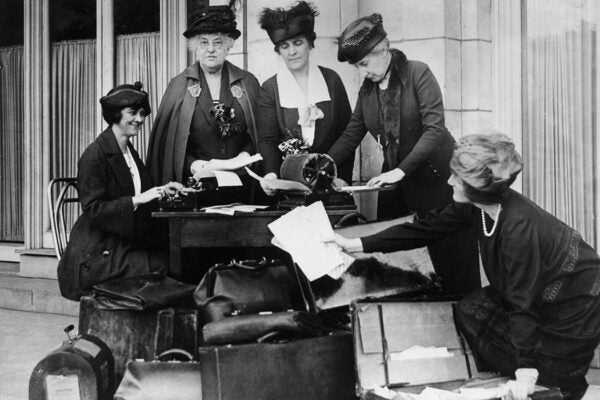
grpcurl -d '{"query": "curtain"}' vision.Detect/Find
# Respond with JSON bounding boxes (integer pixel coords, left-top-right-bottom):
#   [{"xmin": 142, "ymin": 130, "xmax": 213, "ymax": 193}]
[
  {"xmin": 116, "ymin": 32, "xmax": 161, "ymax": 161},
  {"xmin": 524, "ymin": 0, "xmax": 598, "ymax": 245},
  {"xmin": 51, "ymin": 39, "xmax": 97, "ymax": 179},
  {"xmin": 0, "ymin": 46, "xmax": 24, "ymax": 241},
  {"xmin": 50, "ymin": 39, "xmax": 97, "ymax": 228}
]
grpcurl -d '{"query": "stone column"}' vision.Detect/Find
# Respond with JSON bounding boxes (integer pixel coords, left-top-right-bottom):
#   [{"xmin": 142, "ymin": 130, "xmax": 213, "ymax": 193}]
[
  {"xmin": 23, "ymin": 0, "xmax": 50, "ymax": 249},
  {"xmin": 160, "ymin": 0, "xmax": 188, "ymax": 95},
  {"xmin": 96, "ymin": 0, "xmax": 114, "ymax": 129}
]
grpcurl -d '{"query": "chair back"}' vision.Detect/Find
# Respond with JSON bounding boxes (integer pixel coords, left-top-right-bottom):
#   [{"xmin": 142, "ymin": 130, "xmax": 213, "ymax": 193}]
[{"xmin": 47, "ymin": 177, "xmax": 79, "ymax": 260}]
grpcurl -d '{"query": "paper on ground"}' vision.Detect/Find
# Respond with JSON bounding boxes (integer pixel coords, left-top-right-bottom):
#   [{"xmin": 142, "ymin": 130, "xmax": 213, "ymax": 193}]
[
  {"xmin": 245, "ymin": 167, "xmax": 310, "ymax": 193},
  {"xmin": 390, "ymin": 345, "xmax": 453, "ymax": 361},
  {"xmin": 268, "ymin": 201, "xmax": 353, "ymax": 281}
]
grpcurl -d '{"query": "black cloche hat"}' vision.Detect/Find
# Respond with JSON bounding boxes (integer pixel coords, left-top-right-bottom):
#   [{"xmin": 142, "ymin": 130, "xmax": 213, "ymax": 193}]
[
  {"xmin": 99, "ymin": 81, "xmax": 151, "ymax": 116},
  {"xmin": 184, "ymin": 1, "xmax": 241, "ymax": 40}
]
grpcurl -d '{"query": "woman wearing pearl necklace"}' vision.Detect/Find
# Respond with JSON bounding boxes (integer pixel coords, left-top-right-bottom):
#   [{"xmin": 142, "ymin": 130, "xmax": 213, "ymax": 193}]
[{"xmin": 334, "ymin": 132, "xmax": 600, "ymax": 400}]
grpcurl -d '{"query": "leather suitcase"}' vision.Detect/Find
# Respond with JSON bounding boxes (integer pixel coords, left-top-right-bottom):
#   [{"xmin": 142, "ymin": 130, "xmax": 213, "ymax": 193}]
[
  {"xmin": 78, "ymin": 296, "xmax": 199, "ymax": 384},
  {"xmin": 29, "ymin": 330, "xmax": 114, "ymax": 400},
  {"xmin": 198, "ymin": 332, "xmax": 356, "ymax": 400}
]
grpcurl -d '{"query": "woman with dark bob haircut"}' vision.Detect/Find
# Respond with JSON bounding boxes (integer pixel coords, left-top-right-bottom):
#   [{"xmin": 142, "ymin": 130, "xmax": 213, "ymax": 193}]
[
  {"xmin": 256, "ymin": 1, "xmax": 353, "ymax": 195},
  {"xmin": 57, "ymin": 82, "xmax": 183, "ymax": 301},
  {"xmin": 334, "ymin": 133, "xmax": 600, "ymax": 400}
]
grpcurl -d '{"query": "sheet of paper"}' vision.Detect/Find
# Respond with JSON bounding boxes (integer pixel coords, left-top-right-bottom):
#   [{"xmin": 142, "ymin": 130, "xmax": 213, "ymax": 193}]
[
  {"xmin": 390, "ymin": 345, "xmax": 453, "ymax": 361},
  {"xmin": 339, "ymin": 185, "xmax": 395, "ymax": 193},
  {"xmin": 212, "ymin": 170, "xmax": 242, "ymax": 187},
  {"xmin": 268, "ymin": 202, "xmax": 354, "ymax": 281},
  {"xmin": 245, "ymin": 167, "xmax": 310, "ymax": 193}
]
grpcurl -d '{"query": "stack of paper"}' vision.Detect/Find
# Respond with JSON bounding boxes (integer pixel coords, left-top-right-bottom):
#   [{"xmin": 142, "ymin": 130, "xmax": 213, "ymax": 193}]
[
  {"xmin": 201, "ymin": 203, "xmax": 269, "ymax": 216},
  {"xmin": 268, "ymin": 201, "xmax": 354, "ymax": 281}
]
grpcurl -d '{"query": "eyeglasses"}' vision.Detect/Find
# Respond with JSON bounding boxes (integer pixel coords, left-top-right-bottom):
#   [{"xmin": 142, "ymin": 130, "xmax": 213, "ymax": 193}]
[{"xmin": 197, "ymin": 39, "xmax": 226, "ymax": 50}]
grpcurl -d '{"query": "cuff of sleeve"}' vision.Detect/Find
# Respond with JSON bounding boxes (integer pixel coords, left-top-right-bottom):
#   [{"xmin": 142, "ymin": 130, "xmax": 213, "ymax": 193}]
[{"xmin": 360, "ymin": 236, "xmax": 377, "ymax": 253}]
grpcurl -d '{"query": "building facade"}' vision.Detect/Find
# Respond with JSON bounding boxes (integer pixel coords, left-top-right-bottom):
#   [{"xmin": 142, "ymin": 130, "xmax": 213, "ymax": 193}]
[{"xmin": 0, "ymin": 0, "xmax": 598, "ymax": 276}]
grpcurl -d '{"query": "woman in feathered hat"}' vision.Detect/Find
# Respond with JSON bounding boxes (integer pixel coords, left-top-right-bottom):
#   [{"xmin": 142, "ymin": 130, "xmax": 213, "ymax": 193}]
[
  {"xmin": 334, "ymin": 133, "xmax": 600, "ymax": 400},
  {"xmin": 58, "ymin": 82, "xmax": 183, "ymax": 301},
  {"xmin": 146, "ymin": 0, "xmax": 261, "ymax": 203},
  {"xmin": 256, "ymin": 1, "xmax": 354, "ymax": 195}
]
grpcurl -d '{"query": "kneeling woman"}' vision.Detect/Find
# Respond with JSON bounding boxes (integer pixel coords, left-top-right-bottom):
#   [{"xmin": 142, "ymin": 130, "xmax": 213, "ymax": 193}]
[
  {"xmin": 335, "ymin": 133, "xmax": 600, "ymax": 400},
  {"xmin": 58, "ymin": 82, "xmax": 183, "ymax": 301}
]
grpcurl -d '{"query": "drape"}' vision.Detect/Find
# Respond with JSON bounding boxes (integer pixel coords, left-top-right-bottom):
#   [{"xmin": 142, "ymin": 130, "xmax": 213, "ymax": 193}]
[
  {"xmin": 0, "ymin": 46, "xmax": 24, "ymax": 241},
  {"xmin": 50, "ymin": 39, "xmax": 97, "ymax": 229},
  {"xmin": 50, "ymin": 39, "xmax": 97, "ymax": 179},
  {"xmin": 524, "ymin": 0, "xmax": 598, "ymax": 245},
  {"xmin": 116, "ymin": 32, "xmax": 161, "ymax": 161}
]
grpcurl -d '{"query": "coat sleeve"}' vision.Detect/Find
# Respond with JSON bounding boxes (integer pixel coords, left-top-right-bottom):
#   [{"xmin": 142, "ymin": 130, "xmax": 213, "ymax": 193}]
[
  {"xmin": 77, "ymin": 145, "xmax": 136, "ymax": 240},
  {"xmin": 361, "ymin": 202, "xmax": 475, "ymax": 253},
  {"xmin": 257, "ymin": 79, "xmax": 283, "ymax": 176},
  {"xmin": 326, "ymin": 88, "xmax": 368, "ymax": 167},
  {"xmin": 498, "ymin": 219, "xmax": 543, "ymax": 368},
  {"xmin": 397, "ymin": 63, "xmax": 449, "ymax": 176}
]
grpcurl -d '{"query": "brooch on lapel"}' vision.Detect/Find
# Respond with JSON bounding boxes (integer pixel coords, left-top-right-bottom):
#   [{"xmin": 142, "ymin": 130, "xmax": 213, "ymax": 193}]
[
  {"xmin": 188, "ymin": 84, "xmax": 201, "ymax": 98},
  {"xmin": 230, "ymin": 85, "xmax": 244, "ymax": 99}
]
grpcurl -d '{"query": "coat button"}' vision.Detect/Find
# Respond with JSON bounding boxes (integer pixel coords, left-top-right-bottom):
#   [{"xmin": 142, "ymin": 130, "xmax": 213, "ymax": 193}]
[
  {"xmin": 220, "ymin": 149, "xmax": 226, "ymax": 155},
  {"xmin": 102, "ymin": 250, "xmax": 110, "ymax": 256}
]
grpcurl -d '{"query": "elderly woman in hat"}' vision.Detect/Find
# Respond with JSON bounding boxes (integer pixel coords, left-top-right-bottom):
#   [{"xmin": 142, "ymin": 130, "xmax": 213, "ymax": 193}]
[
  {"xmin": 146, "ymin": 0, "xmax": 260, "ymax": 203},
  {"xmin": 57, "ymin": 82, "xmax": 183, "ymax": 301},
  {"xmin": 326, "ymin": 13, "xmax": 479, "ymax": 296},
  {"xmin": 256, "ymin": 1, "xmax": 353, "ymax": 195},
  {"xmin": 334, "ymin": 133, "xmax": 600, "ymax": 400}
]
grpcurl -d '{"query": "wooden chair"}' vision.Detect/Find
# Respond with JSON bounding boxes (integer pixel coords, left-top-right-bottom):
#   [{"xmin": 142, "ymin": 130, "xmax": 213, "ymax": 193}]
[{"xmin": 46, "ymin": 177, "xmax": 78, "ymax": 260}]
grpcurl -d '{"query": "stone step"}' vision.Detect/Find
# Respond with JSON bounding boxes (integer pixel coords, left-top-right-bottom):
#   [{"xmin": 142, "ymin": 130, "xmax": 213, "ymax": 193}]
[{"xmin": 0, "ymin": 274, "xmax": 78, "ymax": 316}]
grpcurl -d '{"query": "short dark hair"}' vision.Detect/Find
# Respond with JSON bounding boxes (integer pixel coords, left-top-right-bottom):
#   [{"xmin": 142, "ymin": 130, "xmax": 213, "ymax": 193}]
[
  {"xmin": 274, "ymin": 32, "xmax": 316, "ymax": 53},
  {"xmin": 102, "ymin": 106, "xmax": 147, "ymax": 125}
]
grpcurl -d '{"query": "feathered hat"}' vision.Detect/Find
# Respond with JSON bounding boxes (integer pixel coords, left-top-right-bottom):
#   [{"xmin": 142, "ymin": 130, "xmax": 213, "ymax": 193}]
[
  {"xmin": 258, "ymin": 1, "xmax": 319, "ymax": 45},
  {"xmin": 184, "ymin": 0, "xmax": 241, "ymax": 39}
]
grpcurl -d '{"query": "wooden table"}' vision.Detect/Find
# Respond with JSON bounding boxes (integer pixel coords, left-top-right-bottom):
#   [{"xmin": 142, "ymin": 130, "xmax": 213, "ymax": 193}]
[{"xmin": 153, "ymin": 209, "xmax": 353, "ymax": 279}]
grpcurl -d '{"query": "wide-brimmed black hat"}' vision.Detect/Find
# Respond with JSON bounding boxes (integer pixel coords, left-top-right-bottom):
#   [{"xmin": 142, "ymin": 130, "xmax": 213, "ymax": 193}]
[
  {"xmin": 184, "ymin": 5, "xmax": 241, "ymax": 39},
  {"xmin": 100, "ymin": 81, "xmax": 151, "ymax": 116},
  {"xmin": 337, "ymin": 13, "xmax": 387, "ymax": 63},
  {"xmin": 258, "ymin": 1, "xmax": 318, "ymax": 45}
]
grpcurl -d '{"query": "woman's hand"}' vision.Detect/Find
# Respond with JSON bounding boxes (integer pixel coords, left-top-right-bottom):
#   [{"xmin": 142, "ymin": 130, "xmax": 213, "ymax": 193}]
[
  {"xmin": 162, "ymin": 181, "xmax": 184, "ymax": 197},
  {"xmin": 332, "ymin": 233, "xmax": 364, "ymax": 253},
  {"xmin": 367, "ymin": 168, "xmax": 406, "ymax": 187},
  {"xmin": 261, "ymin": 172, "xmax": 279, "ymax": 196},
  {"xmin": 132, "ymin": 182, "xmax": 184, "ymax": 207},
  {"xmin": 500, "ymin": 368, "xmax": 538, "ymax": 400},
  {"xmin": 132, "ymin": 187, "xmax": 163, "ymax": 207}
]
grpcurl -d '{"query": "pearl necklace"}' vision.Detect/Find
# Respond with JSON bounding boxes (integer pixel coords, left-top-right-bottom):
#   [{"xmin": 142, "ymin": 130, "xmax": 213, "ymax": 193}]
[{"xmin": 481, "ymin": 204, "xmax": 502, "ymax": 237}]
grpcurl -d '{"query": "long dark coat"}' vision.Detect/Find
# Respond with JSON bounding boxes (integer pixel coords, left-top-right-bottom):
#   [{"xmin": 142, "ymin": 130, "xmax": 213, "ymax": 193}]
[
  {"xmin": 327, "ymin": 49, "xmax": 455, "ymax": 218},
  {"xmin": 257, "ymin": 66, "xmax": 354, "ymax": 184},
  {"xmin": 146, "ymin": 61, "xmax": 261, "ymax": 185},
  {"xmin": 57, "ymin": 129, "xmax": 168, "ymax": 301}
]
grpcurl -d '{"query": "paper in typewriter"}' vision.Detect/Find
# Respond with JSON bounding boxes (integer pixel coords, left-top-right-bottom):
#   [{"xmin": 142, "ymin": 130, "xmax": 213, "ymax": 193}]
[{"xmin": 268, "ymin": 201, "xmax": 353, "ymax": 281}]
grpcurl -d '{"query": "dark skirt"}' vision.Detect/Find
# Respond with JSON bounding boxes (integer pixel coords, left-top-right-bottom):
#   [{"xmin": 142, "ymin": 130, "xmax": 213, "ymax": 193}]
[{"xmin": 454, "ymin": 287, "xmax": 600, "ymax": 400}]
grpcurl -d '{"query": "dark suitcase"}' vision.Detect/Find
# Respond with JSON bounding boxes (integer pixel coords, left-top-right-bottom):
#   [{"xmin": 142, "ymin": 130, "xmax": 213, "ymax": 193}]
[
  {"xmin": 29, "ymin": 326, "xmax": 114, "ymax": 400},
  {"xmin": 78, "ymin": 296, "xmax": 199, "ymax": 384},
  {"xmin": 198, "ymin": 332, "xmax": 356, "ymax": 400}
]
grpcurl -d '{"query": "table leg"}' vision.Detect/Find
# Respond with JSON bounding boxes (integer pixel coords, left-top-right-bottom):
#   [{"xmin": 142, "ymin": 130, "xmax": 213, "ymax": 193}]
[{"xmin": 169, "ymin": 218, "xmax": 182, "ymax": 280}]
